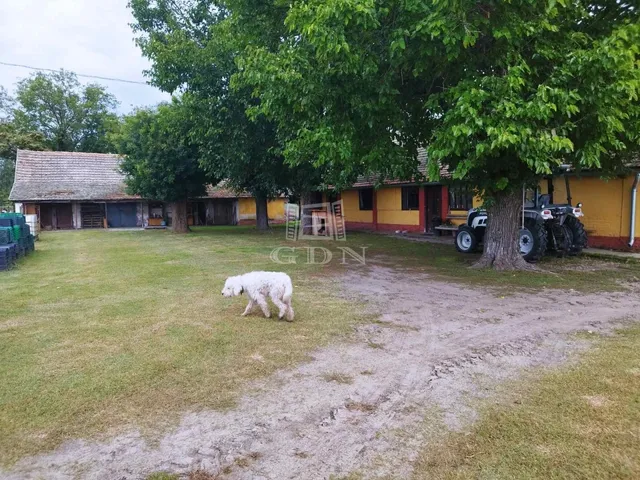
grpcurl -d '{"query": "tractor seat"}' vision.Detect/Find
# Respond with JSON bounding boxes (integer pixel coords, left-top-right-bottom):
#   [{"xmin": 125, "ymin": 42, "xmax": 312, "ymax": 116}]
[{"xmin": 538, "ymin": 194, "xmax": 551, "ymax": 206}]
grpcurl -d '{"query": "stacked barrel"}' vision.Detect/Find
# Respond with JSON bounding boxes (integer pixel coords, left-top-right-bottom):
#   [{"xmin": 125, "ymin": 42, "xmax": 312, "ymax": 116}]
[{"xmin": 0, "ymin": 213, "xmax": 35, "ymax": 271}]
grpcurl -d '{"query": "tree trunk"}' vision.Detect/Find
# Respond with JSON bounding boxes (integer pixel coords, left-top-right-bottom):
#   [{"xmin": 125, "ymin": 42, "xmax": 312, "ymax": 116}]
[
  {"xmin": 473, "ymin": 189, "xmax": 534, "ymax": 271},
  {"xmin": 255, "ymin": 195, "xmax": 269, "ymax": 231},
  {"xmin": 300, "ymin": 191, "xmax": 315, "ymax": 236},
  {"xmin": 171, "ymin": 200, "xmax": 190, "ymax": 234}
]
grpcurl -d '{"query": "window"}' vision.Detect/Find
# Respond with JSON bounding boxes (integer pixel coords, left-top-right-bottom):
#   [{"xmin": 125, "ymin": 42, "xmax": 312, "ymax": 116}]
[
  {"xmin": 359, "ymin": 188, "xmax": 373, "ymax": 211},
  {"xmin": 402, "ymin": 186, "xmax": 420, "ymax": 210},
  {"xmin": 449, "ymin": 186, "xmax": 474, "ymax": 211},
  {"xmin": 149, "ymin": 202, "xmax": 164, "ymax": 219}
]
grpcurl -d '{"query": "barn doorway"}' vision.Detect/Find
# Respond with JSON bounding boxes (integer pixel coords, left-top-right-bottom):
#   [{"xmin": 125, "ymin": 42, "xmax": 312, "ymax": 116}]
[
  {"xmin": 187, "ymin": 202, "xmax": 208, "ymax": 226},
  {"xmin": 213, "ymin": 199, "xmax": 235, "ymax": 225},
  {"xmin": 196, "ymin": 202, "xmax": 207, "ymax": 226},
  {"xmin": 81, "ymin": 203, "xmax": 105, "ymax": 228},
  {"xmin": 107, "ymin": 203, "xmax": 139, "ymax": 228},
  {"xmin": 39, "ymin": 203, "xmax": 73, "ymax": 230}
]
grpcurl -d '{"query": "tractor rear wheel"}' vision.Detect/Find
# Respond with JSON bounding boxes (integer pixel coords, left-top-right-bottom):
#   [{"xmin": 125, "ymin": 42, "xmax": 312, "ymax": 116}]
[
  {"xmin": 456, "ymin": 225, "xmax": 479, "ymax": 253},
  {"xmin": 565, "ymin": 216, "xmax": 588, "ymax": 255},
  {"xmin": 520, "ymin": 219, "xmax": 547, "ymax": 262}
]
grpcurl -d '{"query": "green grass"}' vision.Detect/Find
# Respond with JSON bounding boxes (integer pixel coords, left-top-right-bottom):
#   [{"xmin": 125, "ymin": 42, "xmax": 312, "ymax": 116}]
[
  {"xmin": 146, "ymin": 473, "xmax": 179, "ymax": 480},
  {"xmin": 413, "ymin": 327, "xmax": 640, "ymax": 479},
  {"xmin": 0, "ymin": 226, "xmax": 637, "ymax": 466},
  {"xmin": 0, "ymin": 227, "xmax": 368, "ymax": 465}
]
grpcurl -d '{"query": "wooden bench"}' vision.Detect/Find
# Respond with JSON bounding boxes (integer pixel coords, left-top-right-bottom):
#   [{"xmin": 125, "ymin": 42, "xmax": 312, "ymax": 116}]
[{"xmin": 434, "ymin": 225, "xmax": 458, "ymax": 237}]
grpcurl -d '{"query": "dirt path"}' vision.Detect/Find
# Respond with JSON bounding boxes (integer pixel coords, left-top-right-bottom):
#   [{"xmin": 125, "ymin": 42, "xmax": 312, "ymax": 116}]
[{"xmin": 4, "ymin": 266, "xmax": 640, "ymax": 480}]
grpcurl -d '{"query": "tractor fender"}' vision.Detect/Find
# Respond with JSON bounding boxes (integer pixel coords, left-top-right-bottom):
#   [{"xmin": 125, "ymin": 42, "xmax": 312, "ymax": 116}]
[
  {"xmin": 523, "ymin": 211, "xmax": 546, "ymax": 225},
  {"xmin": 471, "ymin": 214, "xmax": 487, "ymax": 229}
]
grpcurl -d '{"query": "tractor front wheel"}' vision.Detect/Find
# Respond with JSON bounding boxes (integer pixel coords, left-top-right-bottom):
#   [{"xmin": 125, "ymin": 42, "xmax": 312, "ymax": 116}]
[
  {"xmin": 519, "ymin": 219, "xmax": 548, "ymax": 262},
  {"xmin": 456, "ymin": 225, "xmax": 479, "ymax": 253}
]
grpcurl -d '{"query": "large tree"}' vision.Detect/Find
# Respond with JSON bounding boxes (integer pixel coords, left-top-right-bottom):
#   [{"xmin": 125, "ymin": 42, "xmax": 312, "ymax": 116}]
[
  {"xmin": 238, "ymin": 0, "xmax": 640, "ymax": 269},
  {"xmin": 117, "ymin": 99, "xmax": 211, "ymax": 233},
  {"xmin": 129, "ymin": 0, "xmax": 314, "ymax": 230},
  {"xmin": 0, "ymin": 87, "xmax": 13, "ymax": 120},
  {"xmin": 12, "ymin": 70, "xmax": 120, "ymax": 153}
]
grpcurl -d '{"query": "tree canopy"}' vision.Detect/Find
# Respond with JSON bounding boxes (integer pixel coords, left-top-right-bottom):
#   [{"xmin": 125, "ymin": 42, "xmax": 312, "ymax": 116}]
[
  {"xmin": 11, "ymin": 70, "xmax": 120, "ymax": 153},
  {"xmin": 235, "ymin": 0, "xmax": 639, "ymax": 267},
  {"xmin": 240, "ymin": 1, "xmax": 639, "ymax": 188},
  {"xmin": 128, "ymin": 0, "xmax": 317, "ymax": 229},
  {"xmin": 117, "ymin": 99, "xmax": 212, "ymax": 232}
]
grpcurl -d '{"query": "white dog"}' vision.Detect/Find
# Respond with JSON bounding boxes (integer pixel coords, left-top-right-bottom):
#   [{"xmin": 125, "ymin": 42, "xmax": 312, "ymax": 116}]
[{"xmin": 222, "ymin": 271, "xmax": 295, "ymax": 321}]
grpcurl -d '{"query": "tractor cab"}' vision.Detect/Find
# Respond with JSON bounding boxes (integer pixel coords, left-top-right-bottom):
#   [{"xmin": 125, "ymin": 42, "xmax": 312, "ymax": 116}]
[
  {"xmin": 524, "ymin": 186, "xmax": 584, "ymax": 221},
  {"xmin": 523, "ymin": 191, "xmax": 551, "ymax": 209}
]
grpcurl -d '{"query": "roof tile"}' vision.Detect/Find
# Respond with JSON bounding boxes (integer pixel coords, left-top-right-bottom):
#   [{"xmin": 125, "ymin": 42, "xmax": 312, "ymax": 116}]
[
  {"xmin": 9, "ymin": 150, "xmax": 137, "ymax": 201},
  {"xmin": 9, "ymin": 150, "xmax": 254, "ymax": 202}
]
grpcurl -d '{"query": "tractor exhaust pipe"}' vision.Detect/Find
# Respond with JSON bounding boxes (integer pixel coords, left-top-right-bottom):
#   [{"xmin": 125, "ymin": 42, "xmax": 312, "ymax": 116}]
[
  {"xmin": 565, "ymin": 173, "xmax": 572, "ymax": 206},
  {"xmin": 629, "ymin": 173, "xmax": 640, "ymax": 248}
]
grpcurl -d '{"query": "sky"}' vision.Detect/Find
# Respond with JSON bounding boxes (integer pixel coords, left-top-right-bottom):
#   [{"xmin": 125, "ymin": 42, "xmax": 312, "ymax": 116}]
[{"xmin": 0, "ymin": 0, "xmax": 171, "ymax": 114}]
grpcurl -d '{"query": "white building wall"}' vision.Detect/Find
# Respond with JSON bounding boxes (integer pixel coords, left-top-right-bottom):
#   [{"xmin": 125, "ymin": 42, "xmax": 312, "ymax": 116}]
[
  {"xmin": 141, "ymin": 201, "xmax": 150, "ymax": 227},
  {"xmin": 72, "ymin": 202, "xmax": 81, "ymax": 229}
]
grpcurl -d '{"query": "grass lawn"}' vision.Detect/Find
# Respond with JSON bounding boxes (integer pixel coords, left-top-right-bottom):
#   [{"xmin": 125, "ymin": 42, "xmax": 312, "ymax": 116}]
[
  {"xmin": 413, "ymin": 327, "xmax": 640, "ymax": 479},
  {"xmin": 0, "ymin": 227, "xmax": 369, "ymax": 465},
  {"xmin": 1, "ymin": 227, "xmax": 639, "ymax": 466}
]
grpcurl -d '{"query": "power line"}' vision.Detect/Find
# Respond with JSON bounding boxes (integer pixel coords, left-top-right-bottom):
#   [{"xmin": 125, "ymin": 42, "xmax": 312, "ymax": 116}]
[{"xmin": 0, "ymin": 60, "xmax": 153, "ymax": 86}]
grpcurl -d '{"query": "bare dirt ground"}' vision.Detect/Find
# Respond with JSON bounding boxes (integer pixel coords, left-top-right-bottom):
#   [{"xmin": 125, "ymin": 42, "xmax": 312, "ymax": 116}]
[{"xmin": 4, "ymin": 264, "xmax": 640, "ymax": 480}]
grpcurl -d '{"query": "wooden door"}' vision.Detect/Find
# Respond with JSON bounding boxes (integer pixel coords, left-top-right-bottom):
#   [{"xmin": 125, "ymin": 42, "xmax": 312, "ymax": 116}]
[
  {"xmin": 424, "ymin": 186, "xmax": 442, "ymax": 234},
  {"xmin": 40, "ymin": 204, "xmax": 54, "ymax": 229},
  {"xmin": 213, "ymin": 200, "xmax": 234, "ymax": 225},
  {"xmin": 40, "ymin": 203, "xmax": 73, "ymax": 230},
  {"xmin": 54, "ymin": 204, "xmax": 73, "ymax": 229}
]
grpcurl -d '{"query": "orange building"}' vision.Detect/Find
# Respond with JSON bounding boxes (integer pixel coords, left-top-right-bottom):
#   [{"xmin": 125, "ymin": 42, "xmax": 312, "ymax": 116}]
[
  {"xmin": 237, "ymin": 197, "xmax": 288, "ymax": 225},
  {"xmin": 339, "ymin": 156, "xmax": 640, "ymax": 251},
  {"xmin": 540, "ymin": 172, "xmax": 640, "ymax": 250},
  {"xmin": 338, "ymin": 158, "xmax": 474, "ymax": 234}
]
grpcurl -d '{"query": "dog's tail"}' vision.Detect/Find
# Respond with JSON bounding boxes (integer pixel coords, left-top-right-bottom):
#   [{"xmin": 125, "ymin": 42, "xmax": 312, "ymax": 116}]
[{"xmin": 283, "ymin": 276, "xmax": 293, "ymax": 304}]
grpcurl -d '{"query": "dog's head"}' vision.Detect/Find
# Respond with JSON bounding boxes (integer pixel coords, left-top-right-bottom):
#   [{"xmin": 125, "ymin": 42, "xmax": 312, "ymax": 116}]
[{"xmin": 221, "ymin": 276, "xmax": 243, "ymax": 297}]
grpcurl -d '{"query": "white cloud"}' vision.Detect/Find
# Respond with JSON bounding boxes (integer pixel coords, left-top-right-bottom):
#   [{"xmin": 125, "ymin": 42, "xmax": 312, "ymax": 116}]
[{"xmin": 0, "ymin": 0, "xmax": 170, "ymax": 113}]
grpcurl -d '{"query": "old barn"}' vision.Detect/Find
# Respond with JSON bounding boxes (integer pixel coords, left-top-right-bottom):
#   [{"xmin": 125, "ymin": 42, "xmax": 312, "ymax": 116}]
[{"xmin": 9, "ymin": 150, "xmax": 286, "ymax": 229}]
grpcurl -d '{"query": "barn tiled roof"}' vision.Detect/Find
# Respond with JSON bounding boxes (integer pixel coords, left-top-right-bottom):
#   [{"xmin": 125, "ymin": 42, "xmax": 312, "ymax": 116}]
[
  {"xmin": 9, "ymin": 150, "xmax": 256, "ymax": 202},
  {"xmin": 9, "ymin": 150, "xmax": 138, "ymax": 202}
]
